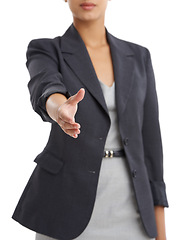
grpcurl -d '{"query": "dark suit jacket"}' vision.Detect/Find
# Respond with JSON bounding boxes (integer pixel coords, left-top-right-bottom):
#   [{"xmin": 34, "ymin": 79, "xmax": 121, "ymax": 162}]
[{"xmin": 12, "ymin": 24, "xmax": 168, "ymax": 239}]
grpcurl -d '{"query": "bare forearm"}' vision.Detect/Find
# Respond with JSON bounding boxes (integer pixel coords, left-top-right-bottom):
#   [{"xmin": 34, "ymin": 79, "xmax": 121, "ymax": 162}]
[
  {"xmin": 46, "ymin": 93, "xmax": 67, "ymax": 122},
  {"xmin": 154, "ymin": 206, "xmax": 167, "ymax": 240}
]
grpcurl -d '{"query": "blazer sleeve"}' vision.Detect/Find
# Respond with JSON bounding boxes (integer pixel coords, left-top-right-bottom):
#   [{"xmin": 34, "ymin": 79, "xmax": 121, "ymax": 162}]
[
  {"xmin": 142, "ymin": 49, "xmax": 169, "ymax": 207},
  {"xmin": 26, "ymin": 39, "xmax": 70, "ymax": 123}
]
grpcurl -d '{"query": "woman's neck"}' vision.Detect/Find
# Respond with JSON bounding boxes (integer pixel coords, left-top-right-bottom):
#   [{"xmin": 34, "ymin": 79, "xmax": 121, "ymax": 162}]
[{"xmin": 73, "ymin": 19, "xmax": 108, "ymax": 48}]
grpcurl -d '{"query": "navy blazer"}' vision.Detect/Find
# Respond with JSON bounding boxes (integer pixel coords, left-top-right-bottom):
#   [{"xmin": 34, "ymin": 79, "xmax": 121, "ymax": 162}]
[{"xmin": 12, "ymin": 24, "xmax": 168, "ymax": 239}]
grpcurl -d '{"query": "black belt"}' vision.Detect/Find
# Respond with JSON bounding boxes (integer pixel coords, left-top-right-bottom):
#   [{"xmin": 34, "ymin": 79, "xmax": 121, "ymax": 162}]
[{"xmin": 103, "ymin": 149, "xmax": 125, "ymax": 158}]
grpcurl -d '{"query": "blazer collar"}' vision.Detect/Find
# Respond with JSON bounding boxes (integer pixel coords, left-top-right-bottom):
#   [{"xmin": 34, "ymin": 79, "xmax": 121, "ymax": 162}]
[{"xmin": 60, "ymin": 24, "xmax": 134, "ymax": 116}]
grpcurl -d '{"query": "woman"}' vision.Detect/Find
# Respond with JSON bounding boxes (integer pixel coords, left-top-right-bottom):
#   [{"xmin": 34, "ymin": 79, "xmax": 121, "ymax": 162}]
[{"xmin": 12, "ymin": 0, "xmax": 168, "ymax": 239}]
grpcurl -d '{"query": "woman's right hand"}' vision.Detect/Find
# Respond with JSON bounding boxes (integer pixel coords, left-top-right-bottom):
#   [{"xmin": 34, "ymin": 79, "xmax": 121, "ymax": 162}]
[{"xmin": 53, "ymin": 88, "xmax": 85, "ymax": 138}]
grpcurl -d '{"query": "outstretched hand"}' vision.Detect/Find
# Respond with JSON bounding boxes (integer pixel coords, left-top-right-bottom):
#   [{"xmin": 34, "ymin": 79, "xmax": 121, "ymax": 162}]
[{"xmin": 56, "ymin": 88, "xmax": 85, "ymax": 138}]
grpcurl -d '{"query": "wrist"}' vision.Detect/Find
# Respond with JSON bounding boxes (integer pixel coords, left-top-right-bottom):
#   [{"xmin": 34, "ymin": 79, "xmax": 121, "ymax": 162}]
[
  {"xmin": 154, "ymin": 206, "xmax": 167, "ymax": 240},
  {"xmin": 46, "ymin": 93, "xmax": 67, "ymax": 121}
]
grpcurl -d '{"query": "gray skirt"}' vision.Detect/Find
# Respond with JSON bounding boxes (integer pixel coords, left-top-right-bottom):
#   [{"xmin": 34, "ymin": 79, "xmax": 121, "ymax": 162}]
[{"xmin": 36, "ymin": 156, "xmax": 154, "ymax": 240}]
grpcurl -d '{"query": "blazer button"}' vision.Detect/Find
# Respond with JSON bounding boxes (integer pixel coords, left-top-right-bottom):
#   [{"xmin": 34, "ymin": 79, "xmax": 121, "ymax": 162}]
[
  {"xmin": 132, "ymin": 170, "xmax": 137, "ymax": 178},
  {"xmin": 123, "ymin": 138, "xmax": 129, "ymax": 146}
]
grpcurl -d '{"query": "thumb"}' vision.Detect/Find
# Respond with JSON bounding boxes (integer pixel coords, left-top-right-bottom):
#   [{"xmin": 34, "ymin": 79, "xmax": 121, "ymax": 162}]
[{"xmin": 70, "ymin": 88, "xmax": 85, "ymax": 105}]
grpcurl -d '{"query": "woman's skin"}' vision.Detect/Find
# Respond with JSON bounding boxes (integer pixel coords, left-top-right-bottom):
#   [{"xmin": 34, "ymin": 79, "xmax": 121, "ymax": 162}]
[{"xmin": 46, "ymin": 1, "xmax": 167, "ymax": 239}]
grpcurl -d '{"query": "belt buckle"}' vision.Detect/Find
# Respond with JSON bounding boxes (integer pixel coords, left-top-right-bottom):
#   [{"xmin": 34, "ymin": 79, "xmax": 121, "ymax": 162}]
[
  {"xmin": 109, "ymin": 150, "xmax": 113, "ymax": 158},
  {"xmin": 105, "ymin": 150, "xmax": 114, "ymax": 158}
]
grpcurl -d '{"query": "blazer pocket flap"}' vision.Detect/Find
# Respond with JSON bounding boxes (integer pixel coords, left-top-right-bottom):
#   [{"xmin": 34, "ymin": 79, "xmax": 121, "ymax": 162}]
[{"xmin": 34, "ymin": 150, "xmax": 64, "ymax": 174}]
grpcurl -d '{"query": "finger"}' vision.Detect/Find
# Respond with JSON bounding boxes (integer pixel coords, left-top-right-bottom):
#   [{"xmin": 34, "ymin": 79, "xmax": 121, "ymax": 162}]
[
  {"xmin": 70, "ymin": 88, "xmax": 85, "ymax": 105},
  {"xmin": 58, "ymin": 118, "xmax": 80, "ymax": 130},
  {"xmin": 63, "ymin": 128, "xmax": 80, "ymax": 138}
]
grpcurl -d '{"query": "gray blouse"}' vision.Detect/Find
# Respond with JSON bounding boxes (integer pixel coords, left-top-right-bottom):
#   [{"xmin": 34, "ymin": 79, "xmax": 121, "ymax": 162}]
[{"xmin": 99, "ymin": 80, "xmax": 123, "ymax": 151}]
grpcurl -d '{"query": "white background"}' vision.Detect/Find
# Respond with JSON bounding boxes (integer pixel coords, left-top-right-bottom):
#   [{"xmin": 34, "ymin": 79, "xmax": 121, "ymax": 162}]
[{"xmin": 1, "ymin": 0, "xmax": 181, "ymax": 239}]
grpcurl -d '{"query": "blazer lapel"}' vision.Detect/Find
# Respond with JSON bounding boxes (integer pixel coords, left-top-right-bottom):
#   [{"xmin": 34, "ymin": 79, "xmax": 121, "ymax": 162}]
[
  {"xmin": 106, "ymin": 31, "xmax": 135, "ymax": 116},
  {"xmin": 61, "ymin": 24, "xmax": 108, "ymax": 115},
  {"xmin": 61, "ymin": 24, "xmax": 134, "ymax": 116}
]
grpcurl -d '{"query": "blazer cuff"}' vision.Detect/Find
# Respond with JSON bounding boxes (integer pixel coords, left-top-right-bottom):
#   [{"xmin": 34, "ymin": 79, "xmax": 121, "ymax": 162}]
[
  {"xmin": 37, "ymin": 85, "xmax": 71, "ymax": 123},
  {"xmin": 150, "ymin": 180, "xmax": 169, "ymax": 207}
]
